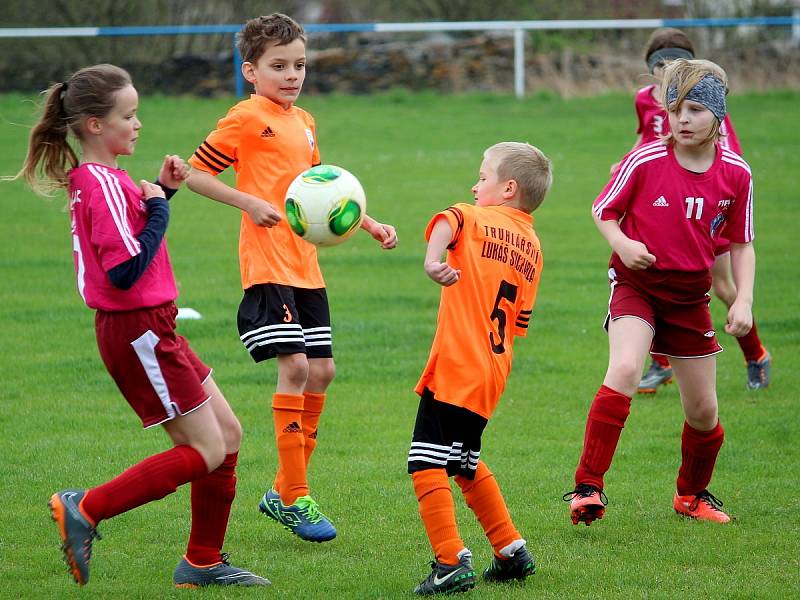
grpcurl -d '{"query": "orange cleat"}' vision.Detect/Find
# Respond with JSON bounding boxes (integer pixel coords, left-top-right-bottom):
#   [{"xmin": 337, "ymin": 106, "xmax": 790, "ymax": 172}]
[
  {"xmin": 563, "ymin": 484, "xmax": 608, "ymax": 526},
  {"xmin": 673, "ymin": 490, "xmax": 731, "ymax": 523}
]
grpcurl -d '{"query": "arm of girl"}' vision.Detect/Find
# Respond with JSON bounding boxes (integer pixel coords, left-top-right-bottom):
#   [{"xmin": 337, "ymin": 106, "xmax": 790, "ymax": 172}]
[
  {"xmin": 725, "ymin": 241, "xmax": 755, "ymax": 337},
  {"xmin": 107, "ymin": 181, "xmax": 169, "ymax": 290},
  {"xmin": 592, "ymin": 211, "xmax": 656, "ymax": 270}
]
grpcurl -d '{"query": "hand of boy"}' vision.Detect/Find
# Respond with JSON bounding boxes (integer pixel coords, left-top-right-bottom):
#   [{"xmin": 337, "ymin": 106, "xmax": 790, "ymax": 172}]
[
  {"xmin": 140, "ymin": 180, "xmax": 165, "ymax": 201},
  {"xmin": 245, "ymin": 196, "xmax": 282, "ymax": 227},
  {"xmin": 157, "ymin": 155, "xmax": 190, "ymax": 190},
  {"xmin": 361, "ymin": 215, "xmax": 398, "ymax": 249},
  {"xmin": 424, "ymin": 261, "xmax": 461, "ymax": 286}
]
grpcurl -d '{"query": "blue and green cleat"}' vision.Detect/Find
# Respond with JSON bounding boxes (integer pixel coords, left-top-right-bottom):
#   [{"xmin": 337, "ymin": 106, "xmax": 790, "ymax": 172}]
[{"xmin": 258, "ymin": 490, "xmax": 336, "ymax": 542}]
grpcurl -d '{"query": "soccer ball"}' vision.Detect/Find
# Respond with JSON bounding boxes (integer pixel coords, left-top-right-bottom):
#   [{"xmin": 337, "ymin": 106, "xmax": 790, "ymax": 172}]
[{"xmin": 284, "ymin": 165, "xmax": 366, "ymax": 247}]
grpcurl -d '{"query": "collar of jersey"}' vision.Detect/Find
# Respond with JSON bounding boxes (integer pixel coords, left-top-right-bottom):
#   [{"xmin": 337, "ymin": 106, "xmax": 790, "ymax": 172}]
[{"xmin": 250, "ymin": 94, "xmax": 297, "ymax": 115}]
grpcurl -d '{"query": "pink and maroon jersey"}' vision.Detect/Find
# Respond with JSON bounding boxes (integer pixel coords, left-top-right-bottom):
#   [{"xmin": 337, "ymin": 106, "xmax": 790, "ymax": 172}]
[
  {"xmin": 68, "ymin": 163, "xmax": 177, "ymax": 311},
  {"xmin": 634, "ymin": 84, "xmax": 742, "ymax": 155},
  {"xmin": 593, "ymin": 141, "xmax": 754, "ymax": 272}
]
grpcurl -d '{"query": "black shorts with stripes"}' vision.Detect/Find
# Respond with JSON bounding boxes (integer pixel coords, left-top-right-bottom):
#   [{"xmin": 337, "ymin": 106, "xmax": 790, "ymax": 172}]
[
  {"xmin": 407, "ymin": 388, "xmax": 488, "ymax": 479},
  {"xmin": 237, "ymin": 284, "xmax": 333, "ymax": 362}
]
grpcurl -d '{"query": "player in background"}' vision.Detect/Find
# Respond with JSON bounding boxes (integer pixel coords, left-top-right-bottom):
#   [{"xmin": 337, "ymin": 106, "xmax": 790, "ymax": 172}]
[
  {"xmin": 408, "ymin": 142, "xmax": 550, "ymax": 595},
  {"xmin": 617, "ymin": 28, "xmax": 770, "ymax": 393},
  {"xmin": 14, "ymin": 64, "xmax": 268, "ymax": 587},
  {"xmin": 186, "ymin": 14, "xmax": 397, "ymax": 543},
  {"xmin": 564, "ymin": 59, "xmax": 756, "ymax": 527}
]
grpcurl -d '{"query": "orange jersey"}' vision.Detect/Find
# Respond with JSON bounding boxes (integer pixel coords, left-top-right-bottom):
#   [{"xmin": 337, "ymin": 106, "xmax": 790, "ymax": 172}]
[
  {"xmin": 189, "ymin": 94, "xmax": 323, "ymax": 289},
  {"xmin": 415, "ymin": 203, "xmax": 543, "ymax": 420}
]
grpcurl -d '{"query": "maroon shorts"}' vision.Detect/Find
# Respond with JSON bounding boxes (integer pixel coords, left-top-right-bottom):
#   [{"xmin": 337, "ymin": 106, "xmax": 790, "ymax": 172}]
[
  {"xmin": 95, "ymin": 302, "xmax": 212, "ymax": 428},
  {"xmin": 605, "ymin": 258, "xmax": 722, "ymax": 358},
  {"xmin": 714, "ymin": 236, "xmax": 731, "ymax": 256}
]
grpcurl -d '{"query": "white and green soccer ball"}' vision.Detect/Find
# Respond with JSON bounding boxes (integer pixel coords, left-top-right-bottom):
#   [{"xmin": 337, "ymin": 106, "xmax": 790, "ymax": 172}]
[{"xmin": 284, "ymin": 165, "xmax": 366, "ymax": 247}]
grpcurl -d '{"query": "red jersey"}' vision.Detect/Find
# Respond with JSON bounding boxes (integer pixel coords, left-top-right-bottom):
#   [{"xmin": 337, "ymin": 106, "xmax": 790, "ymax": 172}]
[
  {"xmin": 593, "ymin": 141, "xmax": 754, "ymax": 272},
  {"xmin": 634, "ymin": 84, "xmax": 742, "ymax": 155},
  {"xmin": 415, "ymin": 203, "xmax": 543, "ymax": 420},
  {"xmin": 68, "ymin": 163, "xmax": 177, "ymax": 311}
]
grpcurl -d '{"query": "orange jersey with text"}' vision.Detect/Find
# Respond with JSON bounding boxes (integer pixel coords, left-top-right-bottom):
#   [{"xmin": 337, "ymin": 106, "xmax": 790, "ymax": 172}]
[
  {"xmin": 415, "ymin": 203, "xmax": 543, "ymax": 419},
  {"xmin": 189, "ymin": 94, "xmax": 323, "ymax": 289}
]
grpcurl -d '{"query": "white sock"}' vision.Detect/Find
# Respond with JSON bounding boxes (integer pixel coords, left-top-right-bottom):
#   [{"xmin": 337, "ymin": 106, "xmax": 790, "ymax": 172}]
[{"xmin": 499, "ymin": 539, "xmax": 526, "ymax": 558}]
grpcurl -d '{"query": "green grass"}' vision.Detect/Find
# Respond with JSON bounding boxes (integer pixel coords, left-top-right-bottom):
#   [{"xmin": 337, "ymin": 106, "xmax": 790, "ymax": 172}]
[{"xmin": 1, "ymin": 90, "xmax": 798, "ymax": 599}]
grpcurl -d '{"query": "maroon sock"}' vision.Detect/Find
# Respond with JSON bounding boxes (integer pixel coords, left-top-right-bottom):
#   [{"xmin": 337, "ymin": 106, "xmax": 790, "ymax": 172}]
[
  {"xmin": 575, "ymin": 385, "xmax": 631, "ymax": 490},
  {"xmin": 736, "ymin": 320, "xmax": 767, "ymax": 363},
  {"xmin": 185, "ymin": 452, "xmax": 238, "ymax": 566},
  {"xmin": 653, "ymin": 353, "xmax": 671, "ymax": 368},
  {"xmin": 677, "ymin": 421, "xmax": 724, "ymax": 496},
  {"xmin": 81, "ymin": 445, "xmax": 208, "ymax": 524}
]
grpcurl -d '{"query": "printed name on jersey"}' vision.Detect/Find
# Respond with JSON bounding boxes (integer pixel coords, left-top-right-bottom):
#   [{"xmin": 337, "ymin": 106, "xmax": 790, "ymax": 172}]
[
  {"xmin": 305, "ymin": 128, "xmax": 315, "ymax": 150},
  {"xmin": 479, "ymin": 225, "xmax": 541, "ymax": 283},
  {"xmin": 652, "ymin": 195, "xmax": 669, "ymax": 207}
]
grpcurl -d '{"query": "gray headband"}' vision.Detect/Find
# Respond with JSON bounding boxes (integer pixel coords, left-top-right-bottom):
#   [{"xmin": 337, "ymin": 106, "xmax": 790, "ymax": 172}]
[
  {"xmin": 666, "ymin": 73, "xmax": 727, "ymax": 122},
  {"xmin": 646, "ymin": 47, "xmax": 694, "ymax": 73}
]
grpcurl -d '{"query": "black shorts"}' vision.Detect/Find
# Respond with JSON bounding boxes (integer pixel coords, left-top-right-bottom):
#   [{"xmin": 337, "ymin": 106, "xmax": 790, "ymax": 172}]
[
  {"xmin": 407, "ymin": 388, "xmax": 488, "ymax": 480},
  {"xmin": 237, "ymin": 284, "xmax": 333, "ymax": 362}
]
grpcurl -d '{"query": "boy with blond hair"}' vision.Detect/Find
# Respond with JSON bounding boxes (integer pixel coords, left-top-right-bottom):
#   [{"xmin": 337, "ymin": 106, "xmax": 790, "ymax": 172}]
[
  {"xmin": 187, "ymin": 13, "xmax": 396, "ymax": 543},
  {"xmin": 408, "ymin": 142, "xmax": 551, "ymax": 594}
]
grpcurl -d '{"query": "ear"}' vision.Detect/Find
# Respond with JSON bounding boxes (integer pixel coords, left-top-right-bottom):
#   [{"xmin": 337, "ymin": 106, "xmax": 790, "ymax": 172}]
[
  {"xmin": 242, "ymin": 61, "xmax": 257, "ymax": 84},
  {"xmin": 503, "ymin": 179, "xmax": 518, "ymax": 199},
  {"xmin": 85, "ymin": 116, "xmax": 103, "ymax": 136}
]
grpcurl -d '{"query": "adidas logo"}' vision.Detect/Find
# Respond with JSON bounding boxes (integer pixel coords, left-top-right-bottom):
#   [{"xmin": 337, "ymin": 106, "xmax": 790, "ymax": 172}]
[
  {"xmin": 282, "ymin": 421, "xmax": 302, "ymax": 434},
  {"xmin": 260, "ymin": 126, "xmax": 276, "ymax": 138},
  {"xmin": 652, "ymin": 196, "xmax": 669, "ymax": 207}
]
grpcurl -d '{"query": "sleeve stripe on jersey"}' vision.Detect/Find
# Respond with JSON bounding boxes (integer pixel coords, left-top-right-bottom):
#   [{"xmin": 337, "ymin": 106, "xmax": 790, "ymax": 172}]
[
  {"xmin": 201, "ymin": 141, "xmax": 233, "ymax": 164},
  {"xmin": 192, "ymin": 150, "xmax": 224, "ymax": 174},
  {"xmin": 721, "ymin": 150, "xmax": 751, "ymax": 174},
  {"xmin": 86, "ymin": 164, "xmax": 141, "ymax": 256},
  {"xmin": 515, "ymin": 321, "xmax": 530, "ymax": 329},
  {"xmin": 194, "ymin": 144, "xmax": 231, "ymax": 171},
  {"xmin": 444, "ymin": 206, "xmax": 464, "ymax": 249},
  {"xmin": 594, "ymin": 143, "xmax": 667, "ymax": 217}
]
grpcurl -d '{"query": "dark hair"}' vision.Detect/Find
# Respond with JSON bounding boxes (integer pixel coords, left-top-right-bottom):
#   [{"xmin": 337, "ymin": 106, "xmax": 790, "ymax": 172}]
[
  {"xmin": 238, "ymin": 13, "xmax": 306, "ymax": 64},
  {"xmin": 644, "ymin": 28, "xmax": 695, "ymax": 62},
  {"xmin": 16, "ymin": 63, "xmax": 132, "ymax": 194}
]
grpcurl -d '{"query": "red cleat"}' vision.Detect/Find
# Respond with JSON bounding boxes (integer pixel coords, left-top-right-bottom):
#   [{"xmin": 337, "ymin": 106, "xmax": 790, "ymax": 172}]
[
  {"xmin": 563, "ymin": 484, "xmax": 608, "ymax": 526},
  {"xmin": 673, "ymin": 490, "xmax": 731, "ymax": 523}
]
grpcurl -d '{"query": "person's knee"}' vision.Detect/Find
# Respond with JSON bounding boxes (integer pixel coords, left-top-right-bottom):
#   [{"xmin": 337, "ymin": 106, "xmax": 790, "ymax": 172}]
[
  {"xmin": 282, "ymin": 354, "xmax": 310, "ymax": 388},
  {"xmin": 308, "ymin": 359, "xmax": 335, "ymax": 389},
  {"xmin": 223, "ymin": 415, "xmax": 243, "ymax": 452}
]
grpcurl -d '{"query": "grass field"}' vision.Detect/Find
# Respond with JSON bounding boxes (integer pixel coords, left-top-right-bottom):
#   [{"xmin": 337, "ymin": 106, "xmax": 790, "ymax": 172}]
[{"xmin": 1, "ymin": 89, "xmax": 798, "ymax": 599}]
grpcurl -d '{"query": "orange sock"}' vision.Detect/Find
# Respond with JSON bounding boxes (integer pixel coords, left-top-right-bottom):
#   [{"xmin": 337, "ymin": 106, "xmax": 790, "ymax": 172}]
[
  {"xmin": 272, "ymin": 393, "xmax": 307, "ymax": 505},
  {"xmin": 455, "ymin": 461, "xmax": 520, "ymax": 557},
  {"xmin": 302, "ymin": 392, "xmax": 325, "ymax": 467},
  {"xmin": 412, "ymin": 469, "xmax": 464, "ymax": 565}
]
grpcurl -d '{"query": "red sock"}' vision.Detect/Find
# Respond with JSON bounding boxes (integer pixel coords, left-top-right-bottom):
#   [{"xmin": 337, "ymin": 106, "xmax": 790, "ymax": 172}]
[
  {"xmin": 653, "ymin": 353, "xmax": 671, "ymax": 368},
  {"xmin": 81, "ymin": 445, "xmax": 208, "ymax": 524},
  {"xmin": 736, "ymin": 320, "xmax": 767, "ymax": 363},
  {"xmin": 412, "ymin": 469, "xmax": 464, "ymax": 565},
  {"xmin": 677, "ymin": 421, "xmax": 724, "ymax": 496},
  {"xmin": 574, "ymin": 385, "xmax": 631, "ymax": 490},
  {"xmin": 185, "ymin": 452, "xmax": 238, "ymax": 566},
  {"xmin": 455, "ymin": 461, "xmax": 520, "ymax": 557},
  {"xmin": 302, "ymin": 392, "xmax": 325, "ymax": 467},
  {"xmin": 272, "ymin": 393, "xmax": 307, "ymax": 505}
]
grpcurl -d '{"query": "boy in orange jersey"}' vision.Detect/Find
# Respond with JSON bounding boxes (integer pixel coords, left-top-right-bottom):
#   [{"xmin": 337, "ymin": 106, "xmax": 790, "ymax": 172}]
[
  {"xmin": 408, "ymin": 142, "xmax": 551, "ymax": 595},
  {"xmin": 187, "ymin": 14, "xmax": 397, "ymax": 543}
]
